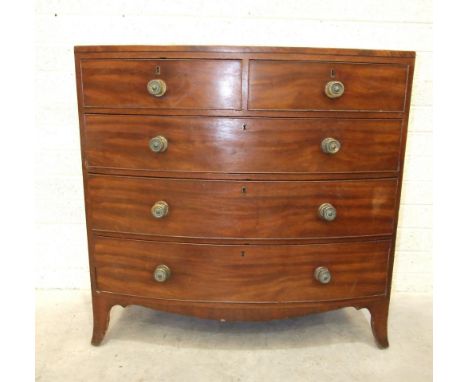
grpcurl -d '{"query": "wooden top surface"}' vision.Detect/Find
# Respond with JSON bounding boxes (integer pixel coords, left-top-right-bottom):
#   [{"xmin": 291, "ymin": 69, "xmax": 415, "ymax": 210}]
[{"xmin": 74, "ymin": 45, "xmax": 415, "ymax": 57}]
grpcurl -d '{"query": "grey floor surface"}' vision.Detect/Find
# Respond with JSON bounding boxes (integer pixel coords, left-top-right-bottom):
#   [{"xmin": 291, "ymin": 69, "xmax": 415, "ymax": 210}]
[{"xmin": 36, "ymin": 290, "xmax": 432, "ymax": 381}]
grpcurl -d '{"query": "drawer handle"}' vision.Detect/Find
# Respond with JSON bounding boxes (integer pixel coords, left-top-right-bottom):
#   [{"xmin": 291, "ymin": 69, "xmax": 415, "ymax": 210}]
[
  {"xmin": 151, "ymin": 201, "xmax": 169, "ymax": 219},
  {"xmin": 147, "ymin": 79, "xmax": 167, "ymax": 97},
  {"xmin": 314, "ymin": 266, "xmax": 332, "ymax": 284},
  {"xmin": 321, "ymin": 137, "xmax": 341, "ymax": 154},
  {"xmin": 318, "ymin": 203, "xmax": 337, "ymax": 221},
  {"xmin": 154, "ymin": 264, "xmax": 171, "ymax": 283},
  {"xmin": 325, "ymin": 80, "xmax": 345, "ymax": 99},
  {"xmin": 149, "ymin": 136, "xmax": 168, "ymax": 153}
]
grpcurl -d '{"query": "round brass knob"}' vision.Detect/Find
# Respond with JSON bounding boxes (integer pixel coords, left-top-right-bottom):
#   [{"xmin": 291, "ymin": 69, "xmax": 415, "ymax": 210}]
[
  {"xmin": 318, "ymin": 203, "xmax": 337, "ymax": 221},
  {"xmin": 149, "ymin": 136, "xmax": 168, "ymax": 153},
  {"xmin": 315, "ymin": 266, "xmax": 332, "ymax": 284},
  {"xmin": 325, "ymin": 81, "xmax": 345, "ymax": 99},
  {"xmin": 154, "ymin": 265, "xmax": 171, "ymax": 283},
  {"xmin": 151, "ymin": 201, "xmax": 169, "ymax": 219},
  {"xmin": 147, "ymin": 79, "xmax": 167, "ymax": 97},
  {"xmin": 321, "ymin": 137, "xmax": 341, "ymax": 154}
]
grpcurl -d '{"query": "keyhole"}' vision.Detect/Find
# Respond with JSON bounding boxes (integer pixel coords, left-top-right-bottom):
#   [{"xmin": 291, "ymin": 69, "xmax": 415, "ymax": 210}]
[
  {"xmin": 242, "ymin": 123, "xmax": 247, "ymax": 131},
  {"xmin": 330, "ymin": 68, "xmax": 335, "ymax": 78},
  {"xmin": 240, "ymin": 251, "xmax": 245, "ymax": 257},
  {"xmin": 241, "ymin": 186, "xmax": 247, "ymax": 193},
  {"xmin": 155, "ymin": 66, "xmax": 161, "ymax": 75}
]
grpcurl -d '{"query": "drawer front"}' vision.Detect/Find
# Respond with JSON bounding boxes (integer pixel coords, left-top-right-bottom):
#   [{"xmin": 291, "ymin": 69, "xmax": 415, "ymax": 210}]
[
  {"xmin": 88, "ymin": 176, "xmax": 397, "ymax": 239},
  {"xmin": 249, "ymin": 60, "xmax": 408, "ymax": 112},
  {"xmin": 94, "ymin": 237, "xmax": 390, "ymax": 302},
  {"xmin": 80, "ymin": 59, "xmax": 242, "ymax": 109},
  {"xmin": 85, "ymin": 115, "xmax": 402, "ymax": 174}
]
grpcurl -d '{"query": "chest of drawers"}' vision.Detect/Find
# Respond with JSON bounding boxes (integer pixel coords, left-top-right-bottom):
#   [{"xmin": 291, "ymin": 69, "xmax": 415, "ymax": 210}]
[{"xmin": 74, "ymin": 45, "xmax": 415, "ymax": 347}]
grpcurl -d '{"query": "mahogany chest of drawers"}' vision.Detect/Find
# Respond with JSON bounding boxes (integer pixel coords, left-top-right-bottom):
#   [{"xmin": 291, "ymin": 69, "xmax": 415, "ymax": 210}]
[{"xmin": 74, "ymin": 45, "xmax": 415, "ymax": 347}]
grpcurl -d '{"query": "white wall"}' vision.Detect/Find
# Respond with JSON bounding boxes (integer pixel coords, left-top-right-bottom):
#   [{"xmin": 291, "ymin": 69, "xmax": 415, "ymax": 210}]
[{"xmin": 34, "ymin": 0, "xmax": 432, "ymax": 292}]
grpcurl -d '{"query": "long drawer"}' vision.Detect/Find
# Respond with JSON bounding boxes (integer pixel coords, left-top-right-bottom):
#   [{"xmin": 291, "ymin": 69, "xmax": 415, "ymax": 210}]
[
  {"xmin": 84, "ymin": 115, "xmax": 402, "ymax": 174},
  {"xmin": 88, "ymin": 176, "xmax": 398, "ymax": 240},
  {"xmin": 80, "ymin": 59, "xmax": 242, "ymax": 109},
  {"xmin": 94, "ymin": 236, "xmax": 390, "ymax": 302},
  {"xmin": 249, "ymin": 60, "xmax": 409, "ymax": 112}
]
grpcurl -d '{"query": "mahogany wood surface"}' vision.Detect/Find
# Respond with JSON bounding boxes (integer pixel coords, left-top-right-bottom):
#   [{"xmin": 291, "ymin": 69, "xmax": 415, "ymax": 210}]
[
  {"xmin": 74, "ymin": 45, "xmax": 415, "ymax": 347},
  {"xmin": 89, "ymin": 230, "xmax": 394, "ymax": 246},
  {"xmin": 82, "ymin": 109, "xmax": 405, "ymax": 119},
  {"xmin": 86, "ymin": 168, "xmax": 400, "ymax": 182},
  {"xmin": 249, "ymin": 60, "xmax": 408, "ymax": 112},
  {"xmin": 80, "ymin": 59, "xmax": 242, "ymax": 109},
  {"xmin": 76, "ymin": 48, "xmax": 414, "ymax": 118},
  {"xmin": 92, "ymin": 290, "xmax": 389, "ymax": 346},
  {"xmin": 94, "ymin": 236, "xmax": 390, "ymax": 302},
  {"xmin": 84, "ymin": 115, "xmax": 402, "ymax": 175},
  {"xmin": 75, "ymin": 45, "xmax": 415, "ymax": 58},
  {"xmin": 88, "ymin": 176, "xmax": 398, "ymax": 240}
]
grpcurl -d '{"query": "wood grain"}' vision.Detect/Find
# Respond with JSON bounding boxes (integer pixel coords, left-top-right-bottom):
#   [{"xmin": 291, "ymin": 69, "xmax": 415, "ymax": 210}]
[
  {"xmin": 74, "ymin": 45, "xmax": 415, "ymax": 58},
  {"xmin": 84, "ymin": 115, "xmax": 402, "ymax": 174},
  {"xmin": 94, "ymin": 236, "xmax": 390, "ymax": 302},
  {"xmin": 94, "ymin": 290, "xmax": 385, "ymax": 322},
  {"xmin": 86, "ymin": 168, "xmax": 400, "ymax": 182},
  {"xmin": 74, "ymin": 45, "xmax": 415, "ymax": 346},
  {"xmin": 88, "ymin": 176, "xmax": 398, "ymax": 240},
  {"xmin": 80, "ymin": 59, "xmax": 242, "ymax": 109},
  {"xmin": 249, "ymin": 60, "xmax": 408, "ymax": 112}
]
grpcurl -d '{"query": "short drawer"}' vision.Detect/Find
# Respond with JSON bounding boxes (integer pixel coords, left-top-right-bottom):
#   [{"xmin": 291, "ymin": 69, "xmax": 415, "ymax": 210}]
[
  {"xmin": 249, "ymin": 60, "xmax": 408, "ymax": 112},
  {"xmin": 80, "ymin": 59, "xmax": 242, "ymax": 109},
  {"xmin": 84, "ymin": 115, "xmax": 402, "ymax": 174},
  {"xmin": 88, "ymin": 176, "xmax": 397, "ymax": 240},
  {"xmin": 94, "ymin": 237, "xmax": 390, "ymax": 302}
]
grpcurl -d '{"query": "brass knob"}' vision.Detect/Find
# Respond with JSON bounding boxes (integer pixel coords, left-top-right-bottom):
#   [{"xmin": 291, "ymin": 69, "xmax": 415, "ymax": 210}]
[
  {"xmin": 149, "ymin": 136, "xmax": 168, "ymax": 153},
  {"xmin": 325, "ymin": 81, "xmax": 345, "ymax": 99},
  {"xmin": 321, "ymin": 137, "xmax": 341, "ymax": 154},
  {"xmin": 154, "ymin": 265, "xmax": 171, "ymax": 282},
  {"xmin": 151, "ymin": 201, "xmax": 169, "ymax": 219},
  {"xmin": 147, "ymin": 79, "xmax": 167, "ymax": 97},
  {"xmin": 315, "ymin": 266, "xmax": 332, "ymax": 284},
  {"xmin": 318, "ymin": 203, "xmax": 337, "ymax": 221}
]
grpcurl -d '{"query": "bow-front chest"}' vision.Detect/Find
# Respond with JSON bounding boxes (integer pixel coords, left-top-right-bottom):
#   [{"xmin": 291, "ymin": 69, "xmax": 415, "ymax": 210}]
[{"xmin": 74, "ymin": 45, "xmax": 415, "ymax": 347}]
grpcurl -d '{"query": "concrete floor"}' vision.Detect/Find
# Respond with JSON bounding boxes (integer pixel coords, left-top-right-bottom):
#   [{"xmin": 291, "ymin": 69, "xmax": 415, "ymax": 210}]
[{"xmin": 36, "ymin": 290, "xmax": 432, "ymax": 381}]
